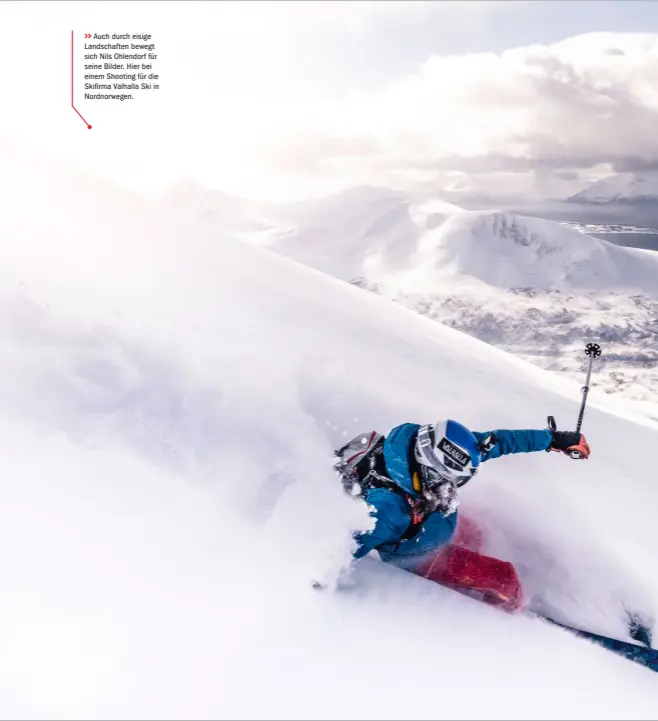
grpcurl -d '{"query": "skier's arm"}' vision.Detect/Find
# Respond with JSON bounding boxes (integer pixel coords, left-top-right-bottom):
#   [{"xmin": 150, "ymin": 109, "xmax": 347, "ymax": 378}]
[
  {"xmin": 352, "ymin": 488, "xmax": 411, "ymax": 559},
  {"xmin": 473, "ymin": 429, "xmax": 552, "ymax": 462}
]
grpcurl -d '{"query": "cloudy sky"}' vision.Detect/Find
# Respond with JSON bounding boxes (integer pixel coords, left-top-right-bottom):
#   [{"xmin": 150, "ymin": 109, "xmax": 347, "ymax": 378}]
[{"xmin": 2, "ymin": 1, "xmax": 658, "ymax": 203}]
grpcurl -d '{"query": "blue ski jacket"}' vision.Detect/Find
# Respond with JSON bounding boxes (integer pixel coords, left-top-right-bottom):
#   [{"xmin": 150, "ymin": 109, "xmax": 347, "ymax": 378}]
[{"xmin": 352, "ymin": 423, "xmax": 552, "ymax": 566}]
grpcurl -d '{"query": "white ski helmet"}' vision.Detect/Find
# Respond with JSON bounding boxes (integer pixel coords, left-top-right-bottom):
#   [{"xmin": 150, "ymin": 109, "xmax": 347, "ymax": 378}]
[{"xmin": 414, "ymin": 419, "xmax": 482, "ymax": 487}]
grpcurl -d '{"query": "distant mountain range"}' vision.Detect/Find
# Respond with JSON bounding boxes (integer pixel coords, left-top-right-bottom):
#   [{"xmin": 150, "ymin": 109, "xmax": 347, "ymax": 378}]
[
  {"xmin": 560, "ymin": 221, "xmax": 658, "ymax": 235},
  {"xmin": 568, "ymin": 171, "xmax": 658, "ymax": 205}
]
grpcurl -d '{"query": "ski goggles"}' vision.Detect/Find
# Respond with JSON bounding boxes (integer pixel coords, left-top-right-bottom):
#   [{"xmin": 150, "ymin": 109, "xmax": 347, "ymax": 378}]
[
  {"xmin": 417, "ymin": 425, "xmax": 477, "ymax": 486},
  {"xmin": 422, "ymin": 463, "xmax": 477, "ymax": 490}
]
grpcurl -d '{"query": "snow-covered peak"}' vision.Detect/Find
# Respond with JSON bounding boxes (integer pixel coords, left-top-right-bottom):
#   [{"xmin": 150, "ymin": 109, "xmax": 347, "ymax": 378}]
[
  {"xmin": 258, "ymin": 188, "xmax": 658, "ymax": 297},
  {"xmin": 403, "ymin": 210, "xmax": 658, "ymax": 295},
  {"xmin": 569, "ymin": 171, "xmax": 658, "ymax": 204}
]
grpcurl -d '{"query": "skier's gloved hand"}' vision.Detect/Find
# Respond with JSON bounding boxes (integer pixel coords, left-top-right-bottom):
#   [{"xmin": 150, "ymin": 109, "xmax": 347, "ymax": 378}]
[{"xmin": 550, "ymin": 430, "xmax": 590, "ymax": 459}]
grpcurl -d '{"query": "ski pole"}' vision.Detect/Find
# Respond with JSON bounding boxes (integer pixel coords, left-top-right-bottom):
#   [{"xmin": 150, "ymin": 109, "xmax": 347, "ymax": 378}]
[
  {"xmin": 571, "ymin": 342, "xmax": 601, "ymax": 458},
  {"xmin": 547, "ymin": 343, "xmax": 601, "ymax": 460},
  {"xmin": 576, "ymin": 342, "xmax": 601, "ymax": 432}
]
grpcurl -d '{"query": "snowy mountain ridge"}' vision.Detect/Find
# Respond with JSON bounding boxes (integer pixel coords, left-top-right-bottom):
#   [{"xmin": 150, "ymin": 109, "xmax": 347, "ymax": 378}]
[
  {"xmin": 569, "ymin": 171, "xmax": 658, "ymax": 205},
  {"xmin": 168, "ymin": 183, "xmax": 658, "ymax": 417},
  {"xmin": 386, "ymin": 208, "xmax": 658, "ymax": 295}
]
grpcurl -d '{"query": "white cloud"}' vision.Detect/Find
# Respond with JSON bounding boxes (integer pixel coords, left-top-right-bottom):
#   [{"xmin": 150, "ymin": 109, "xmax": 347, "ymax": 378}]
[
  {"xmin": 251, "ymin": 32, "xmax": 658, "ymax": 201},
  {"xmin": 233, "ymin": 1, "xmax": 522, "ymax": 33}
]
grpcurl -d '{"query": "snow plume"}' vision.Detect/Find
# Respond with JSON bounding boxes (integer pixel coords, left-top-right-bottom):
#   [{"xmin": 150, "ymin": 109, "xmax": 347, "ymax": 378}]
[
  {"xmin": 0, "ymin": 138, "xmax": 366, "ymax": 597},
  {"xmin": 465, "ymin": 481, "xmax": 655, "ymax": 644}
]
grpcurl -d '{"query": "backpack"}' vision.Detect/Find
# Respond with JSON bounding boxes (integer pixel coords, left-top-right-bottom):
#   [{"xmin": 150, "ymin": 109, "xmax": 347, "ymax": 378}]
[{"xmin": 334, "ymin": 431, "xmax": 428, "ymax": 545}]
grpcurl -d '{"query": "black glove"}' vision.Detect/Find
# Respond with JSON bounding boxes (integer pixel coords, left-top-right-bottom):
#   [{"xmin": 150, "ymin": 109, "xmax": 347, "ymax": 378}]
[{"xmin": 550, "ymin": 430, "xmax": 590, "ymax": 459}]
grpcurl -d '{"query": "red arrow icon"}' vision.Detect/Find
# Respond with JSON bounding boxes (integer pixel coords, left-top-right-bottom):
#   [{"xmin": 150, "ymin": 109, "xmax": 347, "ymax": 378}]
[
  {"xmin": 71, "ymin": 31, "xmax": 93, "ymax": 129},
  {"xmin": 85, "ymin": 33, "xmax": 91, "ymax": 38}
]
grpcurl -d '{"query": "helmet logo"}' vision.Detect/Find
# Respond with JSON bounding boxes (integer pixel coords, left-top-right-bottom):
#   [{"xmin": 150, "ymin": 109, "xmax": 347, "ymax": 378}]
[{"xmin": 437, "ymin": 437, "xmax": 470, "ymax": 468}]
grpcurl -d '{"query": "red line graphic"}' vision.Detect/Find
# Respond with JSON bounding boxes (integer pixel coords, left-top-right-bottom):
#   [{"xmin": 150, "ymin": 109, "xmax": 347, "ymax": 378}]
[{"xmin": 71, "ymin": 31, "xmax": 92, "ymax": 129}]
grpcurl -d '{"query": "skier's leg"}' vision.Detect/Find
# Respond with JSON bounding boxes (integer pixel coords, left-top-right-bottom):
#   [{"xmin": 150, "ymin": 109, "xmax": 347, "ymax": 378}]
[{"xmin": 416, "ymin": 545, "xmax": 524, "ymax": 613}]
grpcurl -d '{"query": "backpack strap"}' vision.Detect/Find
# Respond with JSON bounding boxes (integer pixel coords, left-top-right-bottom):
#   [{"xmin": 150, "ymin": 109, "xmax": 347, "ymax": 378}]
[
  {"xmin": 362, "ymin": 447, "xmax": 428, "ymax": 544},
  {"xmin": 336, "ymin": 432, "xmax": 429, "ymax": 547},
  {"xmin": 367, "ymin": 474, "xmax": 428, "ymax": 543}
]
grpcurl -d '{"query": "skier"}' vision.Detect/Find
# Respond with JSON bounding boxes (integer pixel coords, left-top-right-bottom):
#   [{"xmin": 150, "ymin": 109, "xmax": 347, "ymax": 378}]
[{"xmin": 334, "ymin": 419, "xmax": 590, "ymax": 611}]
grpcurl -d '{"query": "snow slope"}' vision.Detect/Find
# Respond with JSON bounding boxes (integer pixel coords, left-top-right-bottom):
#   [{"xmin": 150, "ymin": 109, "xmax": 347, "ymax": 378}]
[
  {"xmin": 569, "ymin": 171, "xmax": 658, "ymax": 204},
  {"xmin": 162, "ymin": 178, "xmax": 277, "ymax": 234},
  {"xmin": 3, "ymin": 143, "xmax": 658, "ymax": 719}
]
